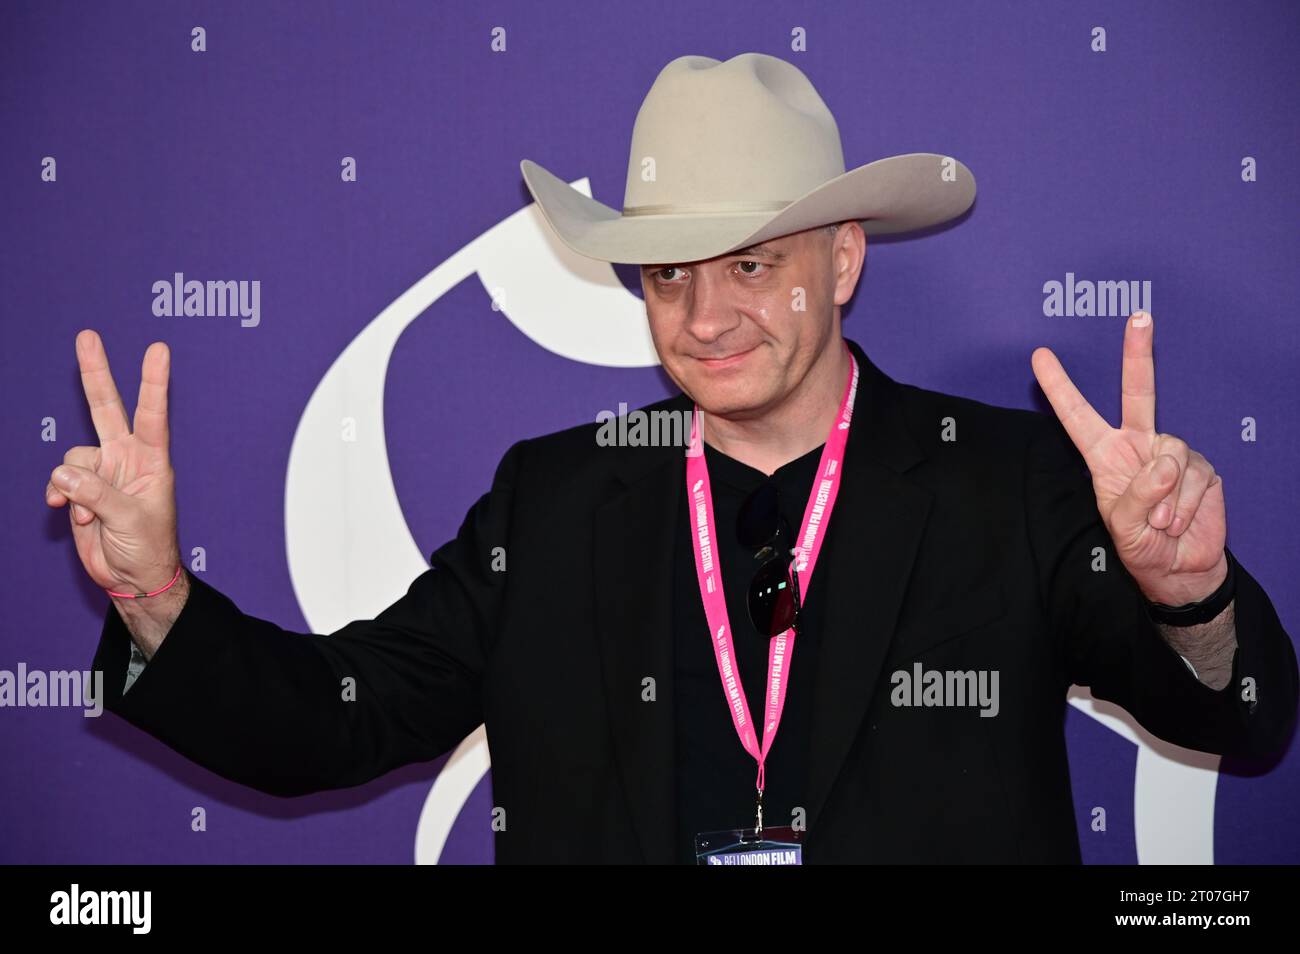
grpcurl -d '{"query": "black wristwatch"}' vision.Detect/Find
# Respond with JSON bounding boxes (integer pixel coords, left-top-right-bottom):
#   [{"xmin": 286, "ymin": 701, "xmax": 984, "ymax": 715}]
[{"xmin": 1145, "ymin": 548, "xmax": 1238, "ymax": 627}]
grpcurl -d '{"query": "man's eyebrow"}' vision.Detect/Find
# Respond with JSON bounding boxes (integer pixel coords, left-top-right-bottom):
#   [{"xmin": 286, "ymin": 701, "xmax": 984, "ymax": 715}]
[
  {"xmin": 640, "ymin": 243, "xmax": 789, "ymax": 270},
  {"xmin": 729, "ymin": 243, "xmax": 788, "ymax": 260}
]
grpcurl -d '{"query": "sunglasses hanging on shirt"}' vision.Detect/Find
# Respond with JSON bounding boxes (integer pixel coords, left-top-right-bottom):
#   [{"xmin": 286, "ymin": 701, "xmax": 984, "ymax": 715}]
[{"xmin": 736, "ymin": 481, "xmax": 803, "ymax": 639}]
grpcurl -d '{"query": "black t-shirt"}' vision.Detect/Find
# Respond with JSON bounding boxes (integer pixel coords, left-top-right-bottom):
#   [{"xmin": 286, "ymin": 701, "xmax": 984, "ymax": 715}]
[{"xmin": 672, "ymin": 438, "xmax": 828, "ymax": 864}]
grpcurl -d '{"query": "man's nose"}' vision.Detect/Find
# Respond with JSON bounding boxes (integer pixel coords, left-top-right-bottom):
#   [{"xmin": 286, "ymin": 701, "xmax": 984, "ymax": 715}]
[{"xmin": 682, "ymin": 268, "xmax": 741, "ymax": 344}]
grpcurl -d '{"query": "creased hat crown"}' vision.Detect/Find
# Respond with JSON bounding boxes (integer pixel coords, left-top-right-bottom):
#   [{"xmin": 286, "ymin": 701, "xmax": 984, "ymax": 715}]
[{"xmin": 622, "ymin": 54, "xmax": 847, "ymax": 215}]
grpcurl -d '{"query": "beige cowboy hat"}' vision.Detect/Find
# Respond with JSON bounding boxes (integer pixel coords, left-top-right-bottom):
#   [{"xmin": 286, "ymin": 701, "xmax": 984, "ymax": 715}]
[{"xmin": 519, "ymin": 52, "xmax": 976, "ymax": 266}]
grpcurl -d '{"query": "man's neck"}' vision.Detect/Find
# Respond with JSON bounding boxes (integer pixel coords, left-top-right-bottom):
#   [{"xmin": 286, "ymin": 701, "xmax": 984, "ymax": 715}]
[{"xmin": 701, "ymin": 339, "xmax": 852, "ymax": 476}]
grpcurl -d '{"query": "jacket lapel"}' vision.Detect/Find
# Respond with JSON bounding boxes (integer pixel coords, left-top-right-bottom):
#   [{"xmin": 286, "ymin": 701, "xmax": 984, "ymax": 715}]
[
  {"xmin": 592, "ymin": 397, "xmax": 689, "ymax": 864},
  {"xmin": 802, "ymin": 341, "xmax": 932, "ymax": 835}
]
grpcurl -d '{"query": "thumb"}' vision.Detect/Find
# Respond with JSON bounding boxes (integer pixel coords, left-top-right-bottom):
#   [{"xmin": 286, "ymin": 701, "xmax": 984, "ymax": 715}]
[
  {"xmin": 1110, "ymin": 454, "xmax": 1180, "ymax": 539},
  {"xmin": 50, "ymin": 465, "xmax": 131, "ymax": 526}
]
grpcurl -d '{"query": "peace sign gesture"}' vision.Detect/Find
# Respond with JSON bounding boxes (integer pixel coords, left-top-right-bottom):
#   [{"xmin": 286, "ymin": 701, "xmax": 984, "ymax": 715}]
[
  {"xmin": 45, "ymin": 330, "xmax": 183, "ymax": 601},
  {"xmin": 1031, "ymin": 311, "xmax": 1229, "ymax": 606}
]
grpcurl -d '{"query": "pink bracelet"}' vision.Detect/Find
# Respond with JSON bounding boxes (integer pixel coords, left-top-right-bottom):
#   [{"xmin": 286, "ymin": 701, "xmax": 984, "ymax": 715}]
[{"xmin": 106, "ymin": 565, "xmax": 183, "ymax": 599}]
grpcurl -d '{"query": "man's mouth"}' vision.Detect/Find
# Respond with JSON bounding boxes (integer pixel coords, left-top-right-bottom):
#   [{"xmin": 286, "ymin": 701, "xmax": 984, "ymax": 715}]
[{"xmin": 693, "ymin": 344, "xmax": 759, "ymax": 370}]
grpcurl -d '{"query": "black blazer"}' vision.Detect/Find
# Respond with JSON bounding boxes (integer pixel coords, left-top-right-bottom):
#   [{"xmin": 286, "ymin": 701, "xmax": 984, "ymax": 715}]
[{"xmin": 92, "ymin": 339, "xmax": 1298, "ymax": 863}]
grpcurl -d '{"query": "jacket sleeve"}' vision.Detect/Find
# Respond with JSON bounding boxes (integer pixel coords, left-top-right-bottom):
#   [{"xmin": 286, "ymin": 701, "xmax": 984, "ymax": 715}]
[
  {"xmin": 1024, "ymin": 415, "xmax": 1298, "ymax": 758},
  {"xmin": 90, "ymin": 439, "xmax": 527, "ymax": 797}
]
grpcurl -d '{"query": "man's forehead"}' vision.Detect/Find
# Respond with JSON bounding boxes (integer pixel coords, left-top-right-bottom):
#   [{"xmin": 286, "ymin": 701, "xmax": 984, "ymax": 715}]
[{"xmin": 643, "ymin": 238, "xmax": 796, "ymax": 269}]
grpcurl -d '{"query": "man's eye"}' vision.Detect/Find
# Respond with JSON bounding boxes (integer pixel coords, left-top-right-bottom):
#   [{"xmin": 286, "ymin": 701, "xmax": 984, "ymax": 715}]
[
  {"xmin": 736, "ymin": 261, "xmax": 767, "ymax": 276},
  {"xmin": 655, "ymin": 267, "xmax": 685, "ymax": 283}
]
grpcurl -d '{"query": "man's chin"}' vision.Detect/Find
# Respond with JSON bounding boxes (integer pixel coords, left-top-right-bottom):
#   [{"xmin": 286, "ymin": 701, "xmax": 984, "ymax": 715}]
[{"xmin": 681, "ymin": 379, "xmax": 774, "ymax": 420}]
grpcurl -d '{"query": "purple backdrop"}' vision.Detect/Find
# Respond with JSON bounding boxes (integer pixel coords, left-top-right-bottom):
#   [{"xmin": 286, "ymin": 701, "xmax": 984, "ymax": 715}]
[{"xmin": 2, "ymin": 0, "xmax": 1296, "ymax": 864}]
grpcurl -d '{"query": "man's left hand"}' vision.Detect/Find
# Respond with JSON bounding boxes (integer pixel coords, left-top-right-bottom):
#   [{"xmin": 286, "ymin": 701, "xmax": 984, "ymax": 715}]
[{"xmin": 1031, "ymin": 311, "xmax": 1228, "ymax": 607}]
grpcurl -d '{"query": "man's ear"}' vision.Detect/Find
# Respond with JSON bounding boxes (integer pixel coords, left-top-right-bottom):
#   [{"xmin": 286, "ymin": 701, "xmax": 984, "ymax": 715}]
[{"xmin": 832, "ymin": 221, "xmax": 867, "ymax": 307}]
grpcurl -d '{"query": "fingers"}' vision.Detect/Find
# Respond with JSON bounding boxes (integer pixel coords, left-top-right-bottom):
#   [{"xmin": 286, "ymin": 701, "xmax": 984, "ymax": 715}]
[
  {"xmin": 1110, "ymin": 453, "xmax": 1181, "ymax": 543},
  {"xmin": 1148, "ymin": 434, "xmax": 1190, "ymax": 531},
  {"xmin": 133, "ymin": 341, "xmax": 171, "ymax": 451},
  {"xmin": 45, "ymin": 480, "xmax": 67, "ymax": 508},
  {"xmin": 1031, "ymin": 346, "xmax": 1111, "ymax": 459},
  {"xmin": 76, "ymin": 330, "xmax": 131, "ymax": 444},
  {"xmin": 1110, "ymin": 432, "xmax": 1218, "ymax": 545},
  {"xmin": 49, "ymin": 463, "xmax": 130, "ymax": 525},
  {"xmin": 1121, "ymin": 311, "xmax": 1156, "ymax": 433},
  {"xmin": 1167, "ymin": 450, "xmax": 1217, "ymax": 537}
]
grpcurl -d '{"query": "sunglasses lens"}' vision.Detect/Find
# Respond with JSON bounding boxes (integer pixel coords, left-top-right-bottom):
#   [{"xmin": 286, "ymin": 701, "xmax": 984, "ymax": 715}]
[
  {"xmin": 737, "ymin": 482, "xmax": 781, "ymax": 549},
  {"xmin": 748, "ymin": 558, "xmax": 797, "ymax": 637}
]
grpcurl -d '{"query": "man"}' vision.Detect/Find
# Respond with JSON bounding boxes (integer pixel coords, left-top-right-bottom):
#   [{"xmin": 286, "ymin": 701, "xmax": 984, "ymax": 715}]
[{"xmin": 49, "ymin": 53, "xmax": 1296, "ymax": 863}]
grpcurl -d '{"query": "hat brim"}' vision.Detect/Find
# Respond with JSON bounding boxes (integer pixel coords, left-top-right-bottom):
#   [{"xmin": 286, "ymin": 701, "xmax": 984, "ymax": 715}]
[{"xmin": 519, "ymin": 153, "xmax": 976, "ymax": 265}]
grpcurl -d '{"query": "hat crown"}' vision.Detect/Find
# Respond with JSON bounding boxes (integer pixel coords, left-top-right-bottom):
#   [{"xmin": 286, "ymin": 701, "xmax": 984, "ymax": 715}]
[{"xmin": 622, "ymin": 54, "xmax": 847, "ymax": 214}]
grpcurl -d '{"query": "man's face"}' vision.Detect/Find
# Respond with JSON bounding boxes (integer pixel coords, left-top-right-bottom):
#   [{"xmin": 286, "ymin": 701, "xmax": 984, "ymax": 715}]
[{"xmin": 640, "ymin": 222, "xmax": 866, "ymax": 420}]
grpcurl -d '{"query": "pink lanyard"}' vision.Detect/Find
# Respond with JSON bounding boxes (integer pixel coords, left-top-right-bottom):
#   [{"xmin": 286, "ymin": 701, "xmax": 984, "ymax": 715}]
[{"xmin": 684, "ymin": 347, "xmax": 860, "ymax": 830}]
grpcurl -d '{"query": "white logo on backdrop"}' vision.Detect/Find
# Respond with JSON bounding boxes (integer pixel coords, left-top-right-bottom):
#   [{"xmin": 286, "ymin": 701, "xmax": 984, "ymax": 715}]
[{"xmin": 284, "ymin": 180, "xmax": 1219, "ymax": 865}]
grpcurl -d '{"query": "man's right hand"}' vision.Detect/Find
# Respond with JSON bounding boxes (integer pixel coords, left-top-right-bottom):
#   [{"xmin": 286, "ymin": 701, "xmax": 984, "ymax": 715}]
[{"xmin": 46, "ymin": 330, "xmax": 187, "ymax": 657}]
